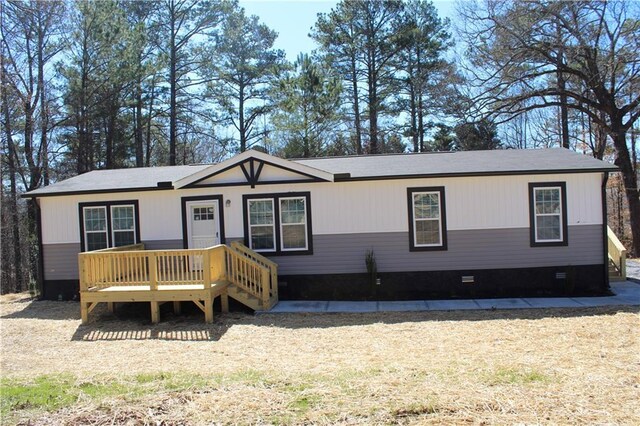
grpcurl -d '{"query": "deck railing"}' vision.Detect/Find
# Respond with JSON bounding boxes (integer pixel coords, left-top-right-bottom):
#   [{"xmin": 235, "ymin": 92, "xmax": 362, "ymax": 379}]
[
  {"xmin": 79, "ymin": 243, "xmax": 277, "ymax": 309},
  {"xmin": 607, "ymin": 226, "xmax": 627, "ymax": 281},
  {"xmin": 229, "ymin": 241, "xmax": 278, "ymax": 304}
]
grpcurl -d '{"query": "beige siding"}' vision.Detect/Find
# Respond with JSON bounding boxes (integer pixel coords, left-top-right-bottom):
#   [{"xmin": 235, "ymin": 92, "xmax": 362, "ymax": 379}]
[{"xmin": 39, "ymin": 172, "xmax": 604, "ymax": 244}]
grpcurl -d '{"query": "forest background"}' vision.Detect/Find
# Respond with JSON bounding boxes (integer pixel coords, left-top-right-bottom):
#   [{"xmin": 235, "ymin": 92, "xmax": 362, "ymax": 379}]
[{"xmin": 2, "ymin": 0, "xmax": 638, "ymax": 294}]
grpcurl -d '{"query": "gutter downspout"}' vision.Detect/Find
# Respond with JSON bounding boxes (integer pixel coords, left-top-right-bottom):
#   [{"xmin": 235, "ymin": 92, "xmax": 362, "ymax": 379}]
[{"xmin": 602, "ymin": 172, "xmax": 610, "ymax": 290}]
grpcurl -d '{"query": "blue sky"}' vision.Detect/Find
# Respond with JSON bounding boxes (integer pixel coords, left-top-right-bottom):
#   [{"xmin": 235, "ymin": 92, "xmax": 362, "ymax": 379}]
[{"xmin": 239, "ymin": 0, "xmax": 457, "ymax": 61}]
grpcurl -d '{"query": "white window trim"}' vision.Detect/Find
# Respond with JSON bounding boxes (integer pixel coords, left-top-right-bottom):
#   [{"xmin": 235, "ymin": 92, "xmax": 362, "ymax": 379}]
[
  {"xmin": 279, "ymin": 196, "xmax": 308, "ymax": 252},
  {"xmin": 248, "ymin": 198, "xmax": 276, "ymax": 252},
  {"xmin": 533, "ymin": 186, "xmax": 563, "ymax": 243},
  {"xmin": 110, "ymin": 204, "xmax": 137, "ymax": 247},
  {"xmin": 412, "ymin": 191, "xmax": 443, "ymax": 248},
  {"xmin": 83, "ymin": 206, "xmax": 108, "ymax": 251}
]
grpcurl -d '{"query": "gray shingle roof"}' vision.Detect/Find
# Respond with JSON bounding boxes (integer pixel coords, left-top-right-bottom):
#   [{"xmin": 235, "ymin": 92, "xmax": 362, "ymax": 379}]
[
  {"xmin": 25, "ymin": 164, "xmax": 210, "ymax": 196},
  {"xmin": 293, "ymin": 148, "xmax": 617, "ymax": 179},
  {"xmin": 24, "ymin": 148, "xmax": 616, "ymax": 197}
]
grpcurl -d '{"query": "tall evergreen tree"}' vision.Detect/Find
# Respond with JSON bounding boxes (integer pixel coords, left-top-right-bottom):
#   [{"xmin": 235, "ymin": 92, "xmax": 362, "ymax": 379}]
[
  {"xmin": 158, "ymin": 0, "xmax": 230, "ymax": 165},
  {"xmin": 313, "ymin": 0, "xmax": 407, "ymax": 154},
  {"xmin": 61, "ymin": 0, "xmax": 137, "ymax": 172},
  {"xmin": 394, "ymin": 0, "xmax": 451, "ymax": 153},
  {"xmin": 454, "ymin": 119, "xmax": 502, "ymax": 151},
  {"xmin": 273, "ymin": 54, "xmax": 342, "ymax": 158},
  {"xmin": 206, "ymin": 6, "xmax": 287, "ymax": 152}
]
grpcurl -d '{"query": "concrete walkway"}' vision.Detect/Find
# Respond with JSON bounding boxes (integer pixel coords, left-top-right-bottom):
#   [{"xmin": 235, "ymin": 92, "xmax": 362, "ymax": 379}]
[{"xmin": 267, "ymin": 281, "xmax": 640, "ymax": 314}]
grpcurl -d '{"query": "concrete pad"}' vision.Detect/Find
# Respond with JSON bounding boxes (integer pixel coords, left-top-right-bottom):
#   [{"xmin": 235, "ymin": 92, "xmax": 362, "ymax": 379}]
[
  {"xmin": 608, "ymin": 297, "xmax": 640, "ymax": 305},
  {"xmin": 426, "ymin": 299, "xmax": 481, "ymax": 311},
  {"xmin": 570, "ymin": 297, "xmax": 635, "ymax": 307},
  {"xmin": 326, "ymin": 301, "xmax": 378, "ymax": 313},
  {"xmin": 378, "ymin": 300, "xmax": 428, "ymax": 312},
  {"xmin": 474, "ymin": 298, "xmax": 531, "ymax": 310},
  {"xmin": 269, "ymin": 300, "xmax": 328, "ymax": 313},
  {"xmin": 611, "ymin": 282, "xmax": 640, "ymax": 298},
  {"xmin": 523, "ymin": 298, "xmax": 584, "ymax": 308}
]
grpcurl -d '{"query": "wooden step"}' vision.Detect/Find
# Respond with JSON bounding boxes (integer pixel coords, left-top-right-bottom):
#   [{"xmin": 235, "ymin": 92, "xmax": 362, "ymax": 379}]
[{"xmin": 227, "ymin": 285, "xmax": 263, "ymax": 311}]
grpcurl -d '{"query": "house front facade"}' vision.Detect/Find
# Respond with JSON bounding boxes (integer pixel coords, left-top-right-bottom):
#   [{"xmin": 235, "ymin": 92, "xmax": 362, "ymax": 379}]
[{"xmin": 25, "ymin": 148, "xmax": 617, "ymax": 301}]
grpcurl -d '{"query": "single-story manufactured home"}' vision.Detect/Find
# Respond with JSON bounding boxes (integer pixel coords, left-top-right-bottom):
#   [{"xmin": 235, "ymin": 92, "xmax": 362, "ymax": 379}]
[{"xmin": 25, "ymin": 148, "xmax": 619, "ymax": 306}]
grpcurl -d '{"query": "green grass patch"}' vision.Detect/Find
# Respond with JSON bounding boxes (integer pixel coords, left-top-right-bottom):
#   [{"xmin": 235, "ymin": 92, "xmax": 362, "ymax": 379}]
[
  {"xmin": 0, "ymin": 374, "xmax": 127, "ymax": 418},
  {"xmin": 485, "ymin": 367, "xmax": 550, "ymax": 386},
  {"xmin": 133, "ymin": 372, "xmax": 210, "ymax": 392},
  {"xmin": 0, "ymin": 372, "xmax": 213, "ymax": 421}
]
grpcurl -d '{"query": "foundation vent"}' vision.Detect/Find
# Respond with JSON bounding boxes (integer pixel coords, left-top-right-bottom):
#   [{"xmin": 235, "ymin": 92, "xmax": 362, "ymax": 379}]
[
  {"xmin": 555, "ymin": 272, "xmax": 567, "ymax": 280},
  {"xmin": 461, "ymin": 275, "xmax": 475, "ymax": 284}
]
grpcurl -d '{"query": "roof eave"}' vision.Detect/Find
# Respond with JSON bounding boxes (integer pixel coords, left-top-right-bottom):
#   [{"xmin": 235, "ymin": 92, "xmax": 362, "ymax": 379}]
[
  {"xmin": 21, "ymin": 185, "xmax": 175, "ymax": 199},
  {"xmin": 333, "ymin": 167, "xmax": 618, "ymax": 182}
]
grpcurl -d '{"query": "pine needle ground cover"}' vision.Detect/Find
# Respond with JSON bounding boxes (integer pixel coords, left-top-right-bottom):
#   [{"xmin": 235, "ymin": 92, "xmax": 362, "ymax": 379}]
[{"xmin": 1, "ymin": 295, "xmax": 638, "ymax": 425}]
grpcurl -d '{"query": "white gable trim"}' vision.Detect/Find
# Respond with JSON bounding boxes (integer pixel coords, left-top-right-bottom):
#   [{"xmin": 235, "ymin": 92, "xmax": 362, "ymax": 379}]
[{"xmin": 173, "ymin": 150, "xmax": 335, "ymax": 188}]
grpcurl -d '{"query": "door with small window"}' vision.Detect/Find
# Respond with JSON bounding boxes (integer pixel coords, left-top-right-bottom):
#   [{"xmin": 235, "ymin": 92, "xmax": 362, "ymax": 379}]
[{"xmin": 186, "ymin": 201, "xmax": 220, "ymax": 250}]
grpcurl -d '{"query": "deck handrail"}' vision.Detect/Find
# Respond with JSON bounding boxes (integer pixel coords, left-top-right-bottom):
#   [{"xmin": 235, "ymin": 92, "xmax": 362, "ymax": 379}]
[
  {"xmin": 80, "ymin": 246, "xmax": 217, "ymax": 291},
  {"xmin": 229, "ymin": 241, "xmax": 278, "ymax": 306},
  {"xmin": 89, "ymin": 243, "xmax": 146, "ymax": 253},
  {"xmin": 230, "ymin": 241, "xmax": 278, "ymax": 268},
  {"xmin": 224, "ymin": 245, "xmax": 276, "ymax": 307},
  {"xmin": 607, "ymin": 226, "xmax": 627, "ymax": 280}
]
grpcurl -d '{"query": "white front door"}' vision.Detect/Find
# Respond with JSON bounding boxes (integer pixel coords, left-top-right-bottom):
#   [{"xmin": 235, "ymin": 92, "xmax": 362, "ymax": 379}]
[{"xmin": 186, "ymin": 201, "xmax": 221, "ymax": 249}]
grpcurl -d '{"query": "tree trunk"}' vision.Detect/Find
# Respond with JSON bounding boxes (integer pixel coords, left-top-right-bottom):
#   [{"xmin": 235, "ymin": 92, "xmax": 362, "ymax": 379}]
[
  {"xmin": 556, "ymin": 24, "xmax": 569, "ymax": 149},
  {"xmin": 409, "ymin": 81, "xmax": 418, "ymax": 153},
  {"xmin": 77, "ymin": 36, "xmax": 90, "ymax": 174},
  {"xmin": 105, "ymin": 113, "xmax": 114, "ymax": 169},
  {"xmin": 169, "ymin": 0, "xmax": 177, "ymax": 165},
  {"xmin": 417, "ymin": 94, "xmax": 425, "ymax": 152},
  {"xmin": 135, "ymin": 76, "xmax": 144, "ymax": 167},
  {"xmin": 612, "ymin": 128, "xmax": 640, "ymax": 256},
  {"xmin": 37, "ymin": 8, "xmax": 49, "ymax": 186},
  {"xmin": 368, "ymin": 48, "xmax": 378, "ymax": 154},
  {"xmin": 350, "ymin": 54, "xmax": 362, "ymax": 154},
  {"xmin": 1, "ymin": 54, "xmax": 24, "ymax": 291},
  {"xmin": 239, "ymin": 84, "xmax": 246, "ymax": 152},
  {"xmin": 145, "ymin": 74, "xmax": 157, "ymax": 167}
]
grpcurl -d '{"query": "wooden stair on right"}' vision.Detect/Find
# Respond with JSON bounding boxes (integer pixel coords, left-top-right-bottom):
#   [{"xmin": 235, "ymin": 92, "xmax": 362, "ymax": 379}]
[
  {"xmin": 227, "ymin": 285, "xmax": 266, "ymax": 311},
  {"xmin": 607, "ymin": 226, "xmax": 627, "ymax": 282}
]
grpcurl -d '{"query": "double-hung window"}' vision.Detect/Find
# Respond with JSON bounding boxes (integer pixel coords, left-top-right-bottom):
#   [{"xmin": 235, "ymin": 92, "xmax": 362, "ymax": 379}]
[
  {"xmin": 83, "ymin": 207, "xmax": 108, "ymax": 251},
  {"xmin": 244, "ymin": 192, "xmax": 312, "ymax": 255},
  {"xmin": 529, "ymin": 182, "xmax": 567, "ymax": 246},
  {"xmin": 248, "ymin": 199, "xmax": 276, "ymax": 251},
  {"xmin": 408, "ymin": 187, "xmax": 447, "ymax": 251},
  {"xmin": 80, "ymin": 201, "xmax": 139, "ymax": 251}
]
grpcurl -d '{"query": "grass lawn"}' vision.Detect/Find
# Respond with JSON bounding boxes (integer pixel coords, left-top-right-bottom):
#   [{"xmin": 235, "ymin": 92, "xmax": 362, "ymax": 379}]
[{"xmin": 1, "ymin": 294, "xmax": 638, "ymax": 425}]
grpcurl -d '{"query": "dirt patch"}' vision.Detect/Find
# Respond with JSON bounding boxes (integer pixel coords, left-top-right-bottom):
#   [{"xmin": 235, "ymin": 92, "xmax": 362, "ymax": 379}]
[{"xmin": 1, "ymin": 298, "xmax": 639, "ymax": 424}]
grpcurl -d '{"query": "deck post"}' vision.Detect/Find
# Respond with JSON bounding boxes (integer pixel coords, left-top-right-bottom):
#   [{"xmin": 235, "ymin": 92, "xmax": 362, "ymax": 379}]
[
  {"xmin": 173, "ymin": 301, "xmax": 181, "ymax": 315},
  {"xmin": 221, "ymin": 291, "xmax": 229, "ymax": 313},
  {"xmin": 150, "ymin": 301, "xmax": 160, "ymax": 324},
  {"xmin": 81, "ymin": 302, "xmax": 89, "ymax": 324},
  {"xmin": 107, "ymin": 302, "xmax": 115, "ymax": 313},
  {"xmin": 261, "ymin": 268, "xmax": 270, "ymax": 308},
  {"xmin": 203, "ymin": 249, "xmax": 212, "ymax": 289},
  {"xmin": 204, "ymin": 294, "xmax": 214, "ymax": 323}
]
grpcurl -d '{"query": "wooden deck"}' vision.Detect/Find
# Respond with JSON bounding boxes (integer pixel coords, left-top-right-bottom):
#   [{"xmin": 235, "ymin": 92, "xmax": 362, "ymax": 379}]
[{"xmin": 79, "ymin": 243, "xmax": 277, "ymax": 324}]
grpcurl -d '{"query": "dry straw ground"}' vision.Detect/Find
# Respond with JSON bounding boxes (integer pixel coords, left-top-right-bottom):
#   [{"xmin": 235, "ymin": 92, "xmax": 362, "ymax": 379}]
[{"xmin": 1, "ymin": 294, "xmax": 639, "ymax": 425}]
